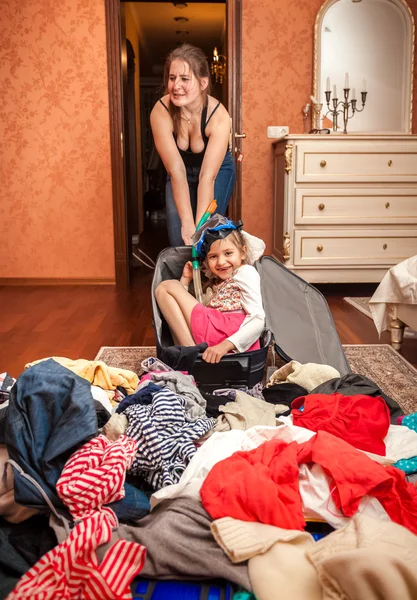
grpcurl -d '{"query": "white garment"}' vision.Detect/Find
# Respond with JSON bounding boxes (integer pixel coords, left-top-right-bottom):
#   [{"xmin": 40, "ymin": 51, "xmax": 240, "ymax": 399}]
[
  {"xmin": 240, "ymin": 417, "xmax": 316, "ymax": 449},
  {"xmin": 369, "ymin": 255, "xmax": 417, "ymax": 335},
  {"xmin": 91, "ymin": 385, "xmax": 114, "ymax": 415},
  {"xmin": 384, "ymin": 424, "xmax": 417, "ymax": 462},
  {"xmin": 224, "ymin": 264, "xmax": 266, "ymax": 353},
  {"xmin": 241, "ymin": 231, "xmax": 266, "ymax": 265},
  {"xmin": 299, "ymin": 463, "xmax": 390, "ymax": 529}
]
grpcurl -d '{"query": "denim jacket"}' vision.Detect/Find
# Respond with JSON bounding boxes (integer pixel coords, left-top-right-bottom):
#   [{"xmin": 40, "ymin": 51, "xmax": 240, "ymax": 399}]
[{"xmin": 5, "ymin": 359, "xmax": 149, "ymax": 521}]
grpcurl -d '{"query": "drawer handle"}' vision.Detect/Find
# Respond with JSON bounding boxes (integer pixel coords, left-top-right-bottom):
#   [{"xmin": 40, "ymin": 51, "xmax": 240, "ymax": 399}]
[
  {"xmin": 388, "ymin": 160, "xmax": 393, "ymax": 167},
  {"xmin": 383, "ymin": 243, "xmax": 388, "ymax": 250},
  {"xmin": 317, "ymin": 244, "xmax": 323, "ymax": 252},
  {"xmin": 320, "ymin": 160, "xmax": 327, "ymax": 168},
  {"xmin": 318, "ymin": 203, "xmax": 325, "ymax": 211},
  {"xmin": 385, "ymin": 202, "xmax": 390, "ymax": 209}
]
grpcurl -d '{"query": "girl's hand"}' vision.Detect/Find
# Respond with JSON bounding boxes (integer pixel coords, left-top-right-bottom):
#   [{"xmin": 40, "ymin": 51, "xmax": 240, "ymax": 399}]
[
  {"xmin": 180, "ymin": 261, "xmax": 193, "ymax": 286},
  {"xmin": 202, "ymin": 340, "xmax": 235, "ymax": 364}
]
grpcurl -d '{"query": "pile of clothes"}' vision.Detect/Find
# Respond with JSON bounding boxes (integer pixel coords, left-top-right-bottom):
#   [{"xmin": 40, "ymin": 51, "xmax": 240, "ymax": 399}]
[{"xmin": 0, "ymin": 355, "xmax": 417, "ymax": 600}]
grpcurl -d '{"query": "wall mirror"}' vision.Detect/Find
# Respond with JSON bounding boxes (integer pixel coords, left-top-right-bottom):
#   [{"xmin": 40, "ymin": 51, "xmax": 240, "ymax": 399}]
[{"xmin": 314, "ymin": 0, "xmax": 414, "ymax": 133}]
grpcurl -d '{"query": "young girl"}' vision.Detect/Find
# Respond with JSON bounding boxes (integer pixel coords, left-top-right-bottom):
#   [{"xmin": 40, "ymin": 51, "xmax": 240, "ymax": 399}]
[{"xmin": 155, "ymin": 217, "xmax": 266, "ymax": 364}]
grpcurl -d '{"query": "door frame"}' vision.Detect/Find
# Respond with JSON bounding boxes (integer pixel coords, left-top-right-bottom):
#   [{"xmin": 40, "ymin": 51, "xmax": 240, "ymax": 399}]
[
  {"xmin": 226, "ymin": 0, "xmax": 242, "ymax": 222},
  {"xmin": 104, "ymin": 0, "xmax": 243, "ymax": 287}
]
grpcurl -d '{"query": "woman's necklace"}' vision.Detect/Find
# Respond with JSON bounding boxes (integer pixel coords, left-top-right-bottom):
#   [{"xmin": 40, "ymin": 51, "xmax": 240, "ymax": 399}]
[
  {"xmin": 180, "ymin": 105, "xmax": 202, "ymax": 124},
  {"xmin": 180, "ymin": 112, "xmax": 192, "ymax": 124}
]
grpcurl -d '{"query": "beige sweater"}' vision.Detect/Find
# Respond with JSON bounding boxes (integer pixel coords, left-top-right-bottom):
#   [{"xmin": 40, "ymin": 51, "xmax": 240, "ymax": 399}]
[
  {"xmin": 211, "ymin": 514, "xmax": 417, "ymax": 600},
  {"xmin": 308, "ymin": 513, "xmax": 417, "ymax": 600}
]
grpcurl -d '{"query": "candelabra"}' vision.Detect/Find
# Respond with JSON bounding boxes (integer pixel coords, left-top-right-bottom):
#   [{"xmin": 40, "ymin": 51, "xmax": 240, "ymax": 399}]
[
  {"xmin": 211, "ymin": 47, "xmax": 227, "ymax": 84},
  {"xmin": 325, "ymin": 88, "xmax": 367, "ymax": 134}
]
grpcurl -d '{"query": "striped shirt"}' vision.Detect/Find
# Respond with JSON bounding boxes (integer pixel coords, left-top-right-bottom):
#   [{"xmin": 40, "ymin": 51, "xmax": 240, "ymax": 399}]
[
  {"xmin": 8, "ymin": 435, "xmax": 146, "ymax": 599},
  {"xmin": 123, "ymin": 387, "xmax": 215, "ymax": 489}
]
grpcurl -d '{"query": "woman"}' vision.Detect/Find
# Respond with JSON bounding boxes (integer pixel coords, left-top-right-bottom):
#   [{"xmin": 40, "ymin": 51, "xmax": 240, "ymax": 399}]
[{"xmin": 150, "ymin": 43, "xmax": 236, "ymax": 246}]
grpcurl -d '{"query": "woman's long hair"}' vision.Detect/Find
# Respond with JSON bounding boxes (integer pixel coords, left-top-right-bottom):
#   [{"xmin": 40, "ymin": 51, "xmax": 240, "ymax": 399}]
[{"xmin": 163, "ymin": 43, "xmax": 211, "ymax": 136}]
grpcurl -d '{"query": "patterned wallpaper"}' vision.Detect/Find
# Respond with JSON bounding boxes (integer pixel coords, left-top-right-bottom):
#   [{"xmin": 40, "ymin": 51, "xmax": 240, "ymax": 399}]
[
  {"xmin": 241, "ymin": 0, "xmax": 417, "ymax": 250},
  {"xmin": 1, "ymin": 0, "xmax": 416, "ymax": 279},
  {"xmin": 0, "ymin": 0, "xmax": 114, "ymax": 280}
]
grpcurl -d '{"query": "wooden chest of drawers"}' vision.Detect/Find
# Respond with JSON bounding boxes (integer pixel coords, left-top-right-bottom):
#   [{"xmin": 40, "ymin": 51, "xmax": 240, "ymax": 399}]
[{"xmin": 272, "ymin": 135, "xmax": 417, "ymax": 283}]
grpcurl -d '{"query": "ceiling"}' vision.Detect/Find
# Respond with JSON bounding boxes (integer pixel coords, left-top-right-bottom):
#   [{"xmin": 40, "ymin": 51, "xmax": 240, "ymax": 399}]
[{"xmin": 126, "ymin": 2, "xmax": 226, "ymax": 78}]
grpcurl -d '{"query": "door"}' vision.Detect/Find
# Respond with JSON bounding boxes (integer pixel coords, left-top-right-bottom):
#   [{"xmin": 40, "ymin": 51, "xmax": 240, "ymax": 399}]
[{"xmin": 104, "ymin": 0, "xmax": 243, "ymax": 286}]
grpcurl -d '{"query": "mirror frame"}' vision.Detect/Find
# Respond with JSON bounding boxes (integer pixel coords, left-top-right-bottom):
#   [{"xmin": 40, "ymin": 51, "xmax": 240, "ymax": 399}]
[{"xmin": 313, "ymin": 0, "xmax": 415, "ymax": 133}]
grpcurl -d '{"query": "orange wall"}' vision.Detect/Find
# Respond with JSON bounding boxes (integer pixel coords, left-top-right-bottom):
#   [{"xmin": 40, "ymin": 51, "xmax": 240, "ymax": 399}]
[
  {"xmin": 0, "ymin": 0, "xmax": 115, "ymax": 280},
  {"xmin": 241, "ymin": 0, "xmax": 417, "ymax": 250},
  {"xmin": 1, "ymin": 0, "xmax": 417, "ymax": 279}
]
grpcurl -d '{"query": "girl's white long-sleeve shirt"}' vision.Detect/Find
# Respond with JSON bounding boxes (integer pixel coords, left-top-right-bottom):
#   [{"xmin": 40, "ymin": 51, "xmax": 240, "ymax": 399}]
[{"xmin": 204, "ymin": 264, "xmax": 266, "ymax": 353}]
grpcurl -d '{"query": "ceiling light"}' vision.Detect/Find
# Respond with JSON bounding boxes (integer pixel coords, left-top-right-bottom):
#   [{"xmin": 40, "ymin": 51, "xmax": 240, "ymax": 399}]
[{"xmin": 174, "ymin": 16, "xmax": 189, "ymax": 22}]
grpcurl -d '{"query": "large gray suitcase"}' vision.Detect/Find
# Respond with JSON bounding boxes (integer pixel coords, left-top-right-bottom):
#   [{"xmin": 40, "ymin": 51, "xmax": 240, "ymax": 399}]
[
  {"xmin": 151, "ymin": 247, "xmax": 350, "ymax": 391},
  {"xmin": 256, "ymin": 255, "xmax": 350, "ymax": 373}
]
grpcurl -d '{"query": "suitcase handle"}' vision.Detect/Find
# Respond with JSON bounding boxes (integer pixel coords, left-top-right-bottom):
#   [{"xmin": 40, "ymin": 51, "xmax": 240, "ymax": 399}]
[{"xmin": 196, "ymin": 354, "xmax": 250, "ymax": 370}]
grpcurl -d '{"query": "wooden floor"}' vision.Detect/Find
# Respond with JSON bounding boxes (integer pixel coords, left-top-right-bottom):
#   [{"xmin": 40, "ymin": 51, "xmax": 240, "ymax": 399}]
[
  {"xmin": 2, "ymin": 213, "xmax": 417, "ymax": 375},
  {"xmin": 1, "ymin": 266, "xmax": 417, "ymax": 378}
]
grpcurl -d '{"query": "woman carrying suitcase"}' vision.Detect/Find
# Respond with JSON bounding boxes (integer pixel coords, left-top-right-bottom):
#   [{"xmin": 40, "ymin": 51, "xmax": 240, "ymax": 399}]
[
  {"xmin": 155, "ymin": 216, "xmax": 265, "ymax": 363},
  {"xmin": 150, "ymin": 43, "xmax": 236, "ymax": 247}
]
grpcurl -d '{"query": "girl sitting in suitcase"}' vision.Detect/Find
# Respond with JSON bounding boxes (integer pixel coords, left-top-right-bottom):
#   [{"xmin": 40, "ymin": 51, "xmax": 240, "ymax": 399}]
[{"xmin": 155, "ymin": 216, "xmax": 266, "ymax": 364}]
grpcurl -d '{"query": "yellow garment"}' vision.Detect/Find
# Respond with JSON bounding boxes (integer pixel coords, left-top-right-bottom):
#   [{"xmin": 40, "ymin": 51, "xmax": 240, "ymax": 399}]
[{"xmin": 25, "ymin": 357, "xmax": 139, "ymax": 395}]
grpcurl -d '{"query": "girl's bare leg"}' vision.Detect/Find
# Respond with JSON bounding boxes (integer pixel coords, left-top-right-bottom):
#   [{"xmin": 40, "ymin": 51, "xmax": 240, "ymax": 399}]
[{"xmin": 155, "ymin": 280, "xmax": 200, "ymax": 346}]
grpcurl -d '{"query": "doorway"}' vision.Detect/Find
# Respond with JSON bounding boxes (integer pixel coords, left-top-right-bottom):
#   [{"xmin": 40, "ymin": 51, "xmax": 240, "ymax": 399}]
[{"xmin": 104, "ymin": 0, "xmax": 243, "ymax": 287}]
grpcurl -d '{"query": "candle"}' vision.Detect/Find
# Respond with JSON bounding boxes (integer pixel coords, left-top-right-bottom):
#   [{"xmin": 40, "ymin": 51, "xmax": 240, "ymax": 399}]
[
  {"xmin": 345, "ymin": 72, "xmax": 349, "ymax": 89},
  {"xmin": 352, "ymin": 88, "xmax": 356, "ymax": 100},
  {"xmin": 326, "ymin": 77, "xmax": 330, "ymax": 92},
  {"xmin": 333, "ymin": 84, "xmax": 337, "ymax": 97},
  {"xmin": 362, "ymin": 79, "xmax": 367, "ymax": 92}
]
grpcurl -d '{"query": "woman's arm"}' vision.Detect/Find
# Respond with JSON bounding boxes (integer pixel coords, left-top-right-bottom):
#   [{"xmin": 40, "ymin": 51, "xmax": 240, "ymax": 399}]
[
  {"xmin": 150, "ymin": 100, "xmax": 195, "ymax": 244},
  {"xmin": 196, "ymin": 104, "xmax": 231, "ymax": 224}
]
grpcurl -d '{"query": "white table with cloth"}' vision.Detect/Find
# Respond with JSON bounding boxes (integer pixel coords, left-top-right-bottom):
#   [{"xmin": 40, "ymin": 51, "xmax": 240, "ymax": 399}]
[{"xmin": 369, "ymin": 255, "xmax": 417, "ymax": 351}]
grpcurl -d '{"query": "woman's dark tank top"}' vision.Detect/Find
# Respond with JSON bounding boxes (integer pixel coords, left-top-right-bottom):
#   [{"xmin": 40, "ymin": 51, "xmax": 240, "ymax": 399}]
[{"xmin": 159, "ymin": 99, "xmax": 221, "ymax": 168}]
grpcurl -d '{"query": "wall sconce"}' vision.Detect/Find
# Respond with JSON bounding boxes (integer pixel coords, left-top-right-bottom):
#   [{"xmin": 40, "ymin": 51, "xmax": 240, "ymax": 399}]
[{"xmin": 211, "ymin": 47, "xmax": 227, "ymax": 84}]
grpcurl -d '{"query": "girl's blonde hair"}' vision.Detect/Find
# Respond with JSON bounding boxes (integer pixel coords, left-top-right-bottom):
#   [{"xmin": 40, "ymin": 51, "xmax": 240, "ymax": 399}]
[
  {"xmin": 163, "ymin": 43, "xmax": 211, "ymax": 136},
  {"xmin": 202, "ymin": 229, "xmax": 247, "ymax": 285}
]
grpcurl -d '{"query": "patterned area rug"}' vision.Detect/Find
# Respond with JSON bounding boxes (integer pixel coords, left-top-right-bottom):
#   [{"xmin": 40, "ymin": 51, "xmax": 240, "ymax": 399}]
[
  {"xmin": 343, "ymin": 345, "xmax": 417, "ymax": 414},
  {"xmin": 95, "ymin": 346, "xmax": 157, "ymax": 374},
  {"xmin": 344, "ymin": 297, "xmax": 372, "ymax": 318},
  {"xmin": 95, "ymin": 344, "xmax": 417, "ymax": 414}
]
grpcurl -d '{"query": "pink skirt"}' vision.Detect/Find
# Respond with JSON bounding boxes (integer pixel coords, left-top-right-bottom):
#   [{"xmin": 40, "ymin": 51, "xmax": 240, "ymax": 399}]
[{"xmin": 190, "ymin": 304, "xmax": 261, "ymax": 352}]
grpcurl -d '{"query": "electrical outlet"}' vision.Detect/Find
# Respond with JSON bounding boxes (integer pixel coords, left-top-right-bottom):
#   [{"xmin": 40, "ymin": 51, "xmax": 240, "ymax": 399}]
[{"xmin": 267, "ymin": 126, "xmax": 289, "ymax": 139}]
